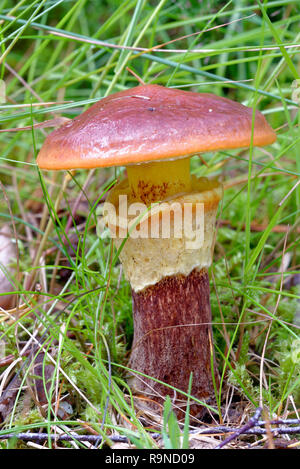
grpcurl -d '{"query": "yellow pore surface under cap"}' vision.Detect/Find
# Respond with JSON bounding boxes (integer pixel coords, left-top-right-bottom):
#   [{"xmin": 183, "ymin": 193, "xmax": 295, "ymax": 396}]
[{"xmin": 126, "ymin": 158, "xmax": 192, "ymax": 204}]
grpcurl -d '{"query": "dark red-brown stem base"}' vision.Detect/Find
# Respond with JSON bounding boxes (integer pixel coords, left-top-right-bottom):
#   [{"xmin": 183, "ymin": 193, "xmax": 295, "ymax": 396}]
[{"xmin": 129, "ymin": 267, "xmax": 218, "ymax": 418}]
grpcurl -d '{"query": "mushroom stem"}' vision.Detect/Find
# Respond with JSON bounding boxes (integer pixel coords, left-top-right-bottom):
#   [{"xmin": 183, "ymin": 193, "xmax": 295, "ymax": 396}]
[
  {"xmin": 126, "ymin": 158, "xmax": 191, "ymax": 204},
  {"xmin": 129, "ymin": 267, "xmax": 218, "ymax": 417},
  {"xmin": 104, "ymin": 176, "xmax": 223, "ymax": 416}
]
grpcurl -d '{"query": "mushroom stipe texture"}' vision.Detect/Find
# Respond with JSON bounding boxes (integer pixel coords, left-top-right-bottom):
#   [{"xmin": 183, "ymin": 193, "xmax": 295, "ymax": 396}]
[{"xmin": 129, "ymin": 267, "xmax": 217, "ymax": 418}]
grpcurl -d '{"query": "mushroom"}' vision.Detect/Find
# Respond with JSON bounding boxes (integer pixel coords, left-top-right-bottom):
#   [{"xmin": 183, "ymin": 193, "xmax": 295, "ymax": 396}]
[{"xmin": 37, "ymin": 84, "xmax": 276, "ymax": 417}]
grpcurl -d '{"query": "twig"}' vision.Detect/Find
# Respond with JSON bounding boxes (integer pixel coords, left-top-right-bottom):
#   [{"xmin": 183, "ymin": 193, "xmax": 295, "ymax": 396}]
[
  {"xmin": 237, "ymin": 426, "xmax": 300, "ymax": 436},
  {"xmin": 214, "ymin": 407, "xmax": 262, "ymax": 449},
  {"xmin": 0, "ymin": 432, "xmax": 131, "ymax": 443},
  {"xmin": 1, "ymin": 416, "xmax": 300, "ymax": 446},
  {"xmin": 257, "ymin": 418, "xmax": 300, "ymax": 426}
]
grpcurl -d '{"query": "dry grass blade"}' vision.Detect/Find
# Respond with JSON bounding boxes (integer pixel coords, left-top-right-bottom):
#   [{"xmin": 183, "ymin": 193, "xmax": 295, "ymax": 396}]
[{"xmin": 0, "ymin": 226, "xmax": 17, "ymax": 310}]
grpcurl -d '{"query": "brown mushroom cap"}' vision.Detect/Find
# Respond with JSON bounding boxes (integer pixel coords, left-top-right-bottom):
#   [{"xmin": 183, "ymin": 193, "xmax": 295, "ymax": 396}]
[{"xmin": 37, "ymin": 84, "xmax": 276, "ymax": 170}]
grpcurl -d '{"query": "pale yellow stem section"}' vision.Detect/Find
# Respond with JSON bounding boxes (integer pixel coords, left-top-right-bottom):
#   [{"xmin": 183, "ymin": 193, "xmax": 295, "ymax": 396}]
[{"xmin": 126, "ymin": 158, "xmax": 191, "ymax": 204}]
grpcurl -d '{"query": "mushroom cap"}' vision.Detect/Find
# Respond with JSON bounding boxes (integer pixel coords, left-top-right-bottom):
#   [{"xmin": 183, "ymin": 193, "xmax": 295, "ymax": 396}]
[{"xmin": 37, "ymin": 84, "xmax": 276, "ymax": 170}]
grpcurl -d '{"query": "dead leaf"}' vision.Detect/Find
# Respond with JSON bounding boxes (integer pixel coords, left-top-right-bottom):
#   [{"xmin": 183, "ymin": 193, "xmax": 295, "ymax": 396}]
[
  {"xmin": 24, "ymin": 187, "xmax": 45, "ymax": 213},
  {"xmin": 263, "ymin": 438, "xmax": 299, "ymax": 449},
  {"xmin": 189, "ymin": 434, "xmax": 231, "ymax": 449},
  {"xmin": 0, "ymin": 375, "xmax": 22, "ymax": 423},
  {"xmin": 33, "ymin": 359, "xmax": 55, "ymax": 408}
]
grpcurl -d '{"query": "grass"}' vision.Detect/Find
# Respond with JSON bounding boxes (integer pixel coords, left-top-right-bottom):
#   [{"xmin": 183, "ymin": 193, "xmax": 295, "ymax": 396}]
[{"xmin": 0, "ymin": 0, "xmax": 299, "ymax": 449}]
